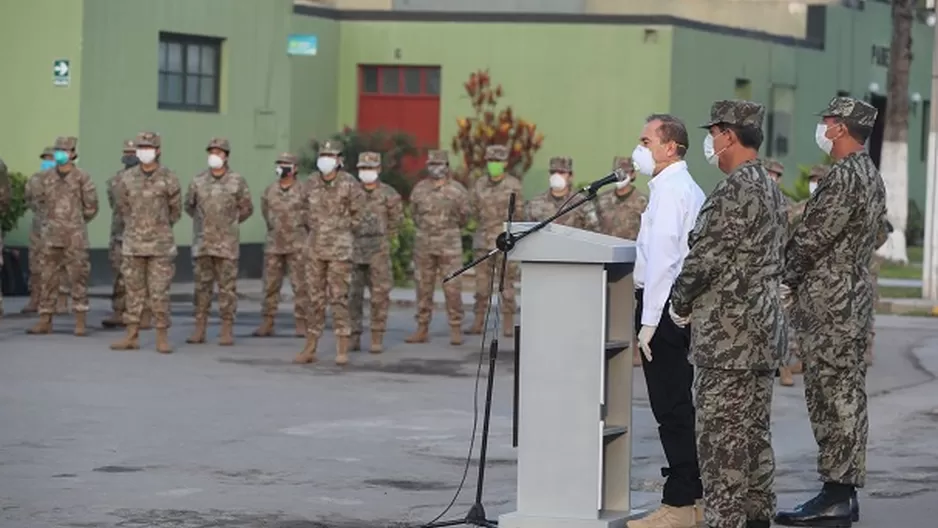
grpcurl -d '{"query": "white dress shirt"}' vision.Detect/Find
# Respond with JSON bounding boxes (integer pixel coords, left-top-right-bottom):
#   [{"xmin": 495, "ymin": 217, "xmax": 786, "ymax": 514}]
[{"xmin": 634, "ymin": 160, "xmax": 706, "ymax": 327}]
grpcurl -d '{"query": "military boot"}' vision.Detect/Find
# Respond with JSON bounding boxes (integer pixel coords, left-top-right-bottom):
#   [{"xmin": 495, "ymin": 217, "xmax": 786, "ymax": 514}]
[
  {"xmin": 155, "ymin": 328, "xmax": 173, "ymax": 354},
  {"xmin": 405, "ymin": 324, "xmax": 429, "ymax": 343},
  {"xmin": 74, "ymin": 311, "xmax": 88, "ymax": 337},
  {"xmin": 850, "ymin": 489, "xmax": 860, "ymax": 522},
  {"xmin": 779, "ymin": 366, "xmax": 794, "ymax": 387},
  {"xmin": 110, "ymin": 325, "xmax": 140, "ymax": 350},
  {"xmin": 101, "ymin": 312, "xmax": 125, "ymax": 329},
  {"xmin": 186, "ymin": 317, "xmax": 208, "ymax": 344},
  {"xmin": 450, "ymin": 325, "xmax": 463, "ymax": 346},
  {"xmin": 26, "ymin": 314, "xmax": 53, "ymax": 335},
  {"xmin": 336, "ymin": 336, "xmax": 350, "ymax": 366},
  {"xmin": 218, "ymin": 320, "xmax": 235, "ymax": 346},
  {"xmin": 774, "ymin": 483, "xmax": 854, "ymax": 527},
  {"xmin": 56, "ymin": 293, "xmax": 69, "ymax": 314},
  {"xmin": 625, "ymin": 505, "xmax": 696, "ymax": 528},
  {"xmin": 695, "ymin": 499, "xmax": 705, "ymax": 527},
  {"xmin": 745, "ymin": 521, "xmax": 770, "ymax": 528},
  {"xmin": 465, "ymin": 310, "xmax": 485, "ymax": 335},
  {"xmin": 294, "ymin": 318, "xmax": 306, "ymax": 337},
  {"xmin": 350, "ymin": 333, "xmax": 362, "ymax": 351},
  {"xmin": 139, "ymin": 309, "xmax": 153, "ymax": 330},
  {"xmin": 790, "ymin": 360, "xmax": 803, "ymax": 374},
  {"xmin": 503, "ymin": 312, "xmax": 514, "ymax": 338},
  {"xmin": 253, "ymin": 316, "xmax": 275, "ymax": 337},
  {"xmin": 293, "ymin": 335, "xmax": 318, "ymax": 364},
  {"xmin": 370, "ymin": 331, "xmax": 384, "ymax": 354}
]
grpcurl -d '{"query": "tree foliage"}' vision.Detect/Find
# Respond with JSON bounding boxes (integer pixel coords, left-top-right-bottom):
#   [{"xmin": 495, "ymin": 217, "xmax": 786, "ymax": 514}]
[{"xmin": 0, "ymin": 171, "xmax": 28, "ymax": 234}]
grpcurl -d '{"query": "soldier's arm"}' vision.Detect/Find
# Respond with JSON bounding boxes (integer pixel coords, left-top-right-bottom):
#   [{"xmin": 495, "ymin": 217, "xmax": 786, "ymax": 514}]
[
  {"xmin": 299, "ymin": 180, "xmax": 312, "ymax": 233},
  {"xmin": 184, "ymin": 179, "xmax": 198, "ymax": 217},
  {"xmin": 24, "ymin": 175, "xmax": 39, "ymax": 212},
  {"xmin": 348, "ymin": 179, "xmax": 367, "ymax": 222},
  {"xmin": 236, "ymin": 176, "xmax": 253, "ymax": 223},
  {"xmin": 167, "ymin": 173, "xmax": 183, "ymax": 225},
  {"xmin": 260, "ymin": 187, "xmax": 271, "ymax": 227},
  {"xmin": 875, "ymin": 214, "xmax": 893, "ymax": 249},
  {"xmin": 456, "ymin": 185, "xmax": 471, "ymax": 228},
  {"xmin": 114, "ymin": 175, "xmax": 129, "ymax": 219},
  {"xmin": 468, "ymin": 181, "xmax": 480, "ymax": 220},
  {"xmin": 387, "ymin": 187, "xmax": 404, "ymax": 240},
  {"xmin": 80, "ymin": 171, "xmax": 100, "ymax": 222}
]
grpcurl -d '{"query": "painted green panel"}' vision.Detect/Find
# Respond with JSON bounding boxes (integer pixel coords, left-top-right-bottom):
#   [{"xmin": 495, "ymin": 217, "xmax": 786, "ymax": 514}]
[
  {"xmin": 336, "ymin": 22, "xmax": 674, "ymax": 198},
  {"xmin": 289, "ymin": 15, "xmax": 340, "ymax": 155},
  {"xmin": 78, "ymin": 0, "xmax": 296, "ymax": 248},
  {"xmin": 0, "ymin": 0, "xmax": 83, "ymax": 245}
]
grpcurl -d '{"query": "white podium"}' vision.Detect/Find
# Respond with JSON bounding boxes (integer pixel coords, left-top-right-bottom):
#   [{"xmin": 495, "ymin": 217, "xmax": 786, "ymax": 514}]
[{"xmin": 499, "ymin": 222, "xmax": 640, "ymax": 528}]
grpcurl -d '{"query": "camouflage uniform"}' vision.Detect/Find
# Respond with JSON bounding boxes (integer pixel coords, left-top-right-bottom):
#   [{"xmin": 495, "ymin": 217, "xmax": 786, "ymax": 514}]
[
  {"xmin": 349, "ymin": 151, "xmax": 404, "ymax": 353},
  {"xmin": 523, "ymin": 156, "xmax": 600, "ymax": 230},
  {"xmin": 783, "ymin": 98, "xmax": 888, "ymax": 492},
  {"xmin": 110, "ymin": 132, "xmax": 183, "ymax": 353},
  {"xmin": 26, "ymin": 136, "xmax": 99, "ymax": 336},
  {"xmin": 20, "ymin": 147, "xmax": 55, "ymax": 314},
  {"xmin": 670, "ymin": 101, "xmax": 788, "ymax": 528},
  {"xmin": 255, "ymin": 152, "xmax": 307, "ymax": 337},
  {"xmin": 406, "ymin": 150, "xmax": 470, "ymax": 345},
  {"xmin": 0, "ymin": 158, "xmax": 8, "ymax": 317},
  {"xmin": 467, "ymin": 145, "xmax": 523, "ymax": 337}
]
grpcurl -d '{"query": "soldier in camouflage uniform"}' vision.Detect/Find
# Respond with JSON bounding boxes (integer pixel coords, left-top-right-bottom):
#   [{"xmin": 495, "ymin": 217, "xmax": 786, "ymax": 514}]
[
  {"xmin": 764, "ymin": 158, "xmax": 797, "ymax": 387},
  {"xmin": 0, "ymin": 157, "xmax": 8, "ymax": 318},
  {"xmin": 254, "ymin": 152, "xmax": 308, "ymax": 338},
  {"xmin": 184, "ymin": 138, "xmax": 254, "ymax": 346},
  {"xmin": 466, "ymin": 145, "xmax": 523, "ymax": 338},
  {"xmin": 406, "ymin": 150, "xmax": 470, "ymax": 346},
  {"xmin": 764, "ymin": 158, "xmax": 784, "ymax": 185},
  {"xmin": 110, "ymin": 132, "xmax": 183, "ymax": 354},
  {"xmin": 21, "ymin": 147, "xmax": 55, "ymax": 314},
  {"xmin": 775, "ymin": 97, "xmax": 889, "ymax": 527},
  {"xmin": 669, "ymin": 100, "xmax": 787, "ymax": 528},
  {"xmin": 26, "ymin": 136, "xmax": 99, "ymax": 337},
  {"xmin": 349, "ymin": 152, "xmax": 403, "ymax": 353},
  {"xmin": 293, "ymin": 139, "xmax": 366, "ymax": 366},
  {"xmin": 523, "ymin": 156, "xmax": 600, "ymax": 230}
]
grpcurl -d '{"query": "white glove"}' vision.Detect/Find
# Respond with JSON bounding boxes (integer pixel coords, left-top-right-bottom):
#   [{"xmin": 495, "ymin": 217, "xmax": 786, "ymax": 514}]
[
  {"xmin": 669, "ymin": 305, "xmax": 690, "ymax": 328},
  {"xmin": 780, "ymin": 283, "xmax": 794, "ymax": 309},
  {"xmin": 637, "ymin": 325, "xmax": 657, "ymax": 362}
]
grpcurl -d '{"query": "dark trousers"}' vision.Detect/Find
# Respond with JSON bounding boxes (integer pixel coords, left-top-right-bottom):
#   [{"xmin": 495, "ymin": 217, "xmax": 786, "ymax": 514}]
[{"xmin": 635, "ymin": 289, "xmax": 703, "ymax": 506}]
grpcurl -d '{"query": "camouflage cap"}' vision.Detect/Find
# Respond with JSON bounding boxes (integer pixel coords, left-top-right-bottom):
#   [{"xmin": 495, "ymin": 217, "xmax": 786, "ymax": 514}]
[
  {"xmin": 612, "ymin": 156, "xmax": 634, "ymax": 172},
  {"xmin": 809, "ymin": 164, "xmax": 829, "ymax": 179},
  {"xmin": 700, "ymin": 100, "xmax": 765, "ymax": 129},
  {"xmin": 817, "ymin": 96, "xmax": 878, "ymax": 128},
  {"xmin": 122, "ymin": 139, "xmax": 135, "ymax": 153},
  {"xmin": 765, "ymin": 158, "xmax": 784, "ymax": 174},
  {"xmin": 319, "ymin": 139, "xmax": 344, "ymax": 155},
  {"xmin": 206, "ymin": 137, "xmax": 230, "ymax": 152},
  {"xmin": 427, "ymin": 149, "xmax": 449, "ymax": 165},
  {"xmin": 40, "ymin": 146, "xmax": 55, "ymax": 159},
  {"xmin": 549, "ymin": 156, "xmax": 573, "ymax": 173},
  {"xmin": 135, "ymin": 132, "xmax": 161, "ymax": 148},
  {"xmin": 54, "ymin": 136, "xmax": 77, "ymax": 151},
  {"xmin": 357, "ymin": 151, "xmax": 381, "ymax": 168},
  {"xmin": 484, "ymin": 145, "xmax": 509, "ymax": 162},
  {"xmin": 275, "ymin": 152, "xmax": 297, "ymax": 164}
]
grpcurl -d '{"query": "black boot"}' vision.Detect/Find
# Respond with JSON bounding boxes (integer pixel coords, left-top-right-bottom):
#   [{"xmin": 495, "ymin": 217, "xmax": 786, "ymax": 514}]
[
  {"xmin": 850, "ymin": 489, "xmax": 860, "ymax": 522},
  {"xmin": 774, "ymin": 483, "xmax": 854, "ymax": 527},
  {"xmin": 746, "ymin": 520, "xmax": 771, "ymax": 528}
]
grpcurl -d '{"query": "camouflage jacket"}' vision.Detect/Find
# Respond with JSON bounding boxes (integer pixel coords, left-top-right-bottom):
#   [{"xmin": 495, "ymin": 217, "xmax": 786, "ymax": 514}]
[
  {"xmin": 34, "ymin": 167, "xmax": 99, "ymax": 249},
  {"xmin": 524, "ymin": 190, "xmax": 600, "ymax": 231},
  {"xmin": 470, "ymin": 173, "xmax": 524, "ymax": 248},
  {"xmin": 353, "ymin": 182, "xmax": 403, "ymax": 263},
  {"xmin": 261, "ymin": 180, "xmax": 306, "ymax": 255},
  {"xmin": 784, "ymin": 151, "xmax": 889, "ymax": 344},
  {"xmin": 116, "ymin": 165, "xmax": 183, "ymax": 257},
  {"xmin": 595, "ymin": 185, "xmax": 648, "ymax": 240},
  {"xmin": 302, "ymin": 171, "xmax": 366, "ymax": 262},
  {"xmin": 671, "ymin": 159, "xmax": 788, "ymax": 370},
  {"xmin": 410, "ymin": 178, "xmax": 469, "ymax": 257},
  {"xmin": 107, "ymin": 169, "xmax": 128, "ymax": 243},
  {"xmin": 185, "ymin": 169, "xmax": 254, "ymax": 259}
]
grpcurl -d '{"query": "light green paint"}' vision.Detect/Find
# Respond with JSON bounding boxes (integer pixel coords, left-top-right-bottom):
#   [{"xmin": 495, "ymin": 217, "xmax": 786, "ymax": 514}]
[
  {"xmin": 289, "ymin": 16, "xmax": 340, "ymax": 156},
  {"xmin": 0, "ymin": 0, "xmax": 84, "ymax": 245}
]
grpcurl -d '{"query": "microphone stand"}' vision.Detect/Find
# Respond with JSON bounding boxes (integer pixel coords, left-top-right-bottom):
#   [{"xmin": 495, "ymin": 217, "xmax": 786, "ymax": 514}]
[{"xmin": 423, "ymin": 186, "xmax": 602, "ymax": 528}]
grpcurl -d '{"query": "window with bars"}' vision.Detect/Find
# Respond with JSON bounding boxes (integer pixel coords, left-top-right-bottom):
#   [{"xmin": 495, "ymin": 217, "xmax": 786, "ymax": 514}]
[
  {"xmin": 359, "ymin": 65, "xmax": 441, "ymax": 97},
  {"xmin": 158, "ymin": 32, "xmax": 222, "ymax": 112}
]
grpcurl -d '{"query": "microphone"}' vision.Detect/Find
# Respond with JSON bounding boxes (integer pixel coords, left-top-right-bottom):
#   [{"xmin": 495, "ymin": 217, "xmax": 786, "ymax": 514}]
[
  {"xmin": 508, "ymin": 192, "xmax": 516, "ymax": 220},
  {"xmin": 584, "ymin": 167, "xmax": 631, "ymax": 195}
]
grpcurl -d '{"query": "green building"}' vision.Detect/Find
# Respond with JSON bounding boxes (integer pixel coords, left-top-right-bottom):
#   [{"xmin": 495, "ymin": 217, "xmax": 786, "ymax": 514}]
[{"xmin": 0, "ymin": 0, "xmax": 932, "ymax": 282}]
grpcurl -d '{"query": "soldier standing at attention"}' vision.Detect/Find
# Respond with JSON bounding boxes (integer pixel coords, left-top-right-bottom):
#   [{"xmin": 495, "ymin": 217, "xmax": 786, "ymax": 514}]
[
  {"xmin": 596, "ymin": 155, "xmax": 648, "ymax": 368},
  {"xmin": 775, "ymin": 97, "xmax": 889, "ymax": 527},
  {"xmin": 253, "ymin": 152, "xmax": 308, "ymax": 338},
  {"xmin": 524, "ymin": 156, "xmax": 600, "ymax": 231},
  {"xmin": 466, "ymin": 145, "xmax": 523, "ymax": 338},
  {"xmin": 110, "ymin": 132, "xmax": 182, "ymax": 354},
  {"xmin": 21, "ymin": 147, "xmax": 56, "ymax": 314},
  {"xmin": 0, "ymin": 158, "xmax": 8, "ymax": 318},
  {"xmin": 293, "ymin": 139, "xmax": 365, "ymax": 366},
  {"xmin": 764, "ymin": 158, "xmax": 785, "ymax": 186},
  {"xmin": 349, "ymin": 151, "xmax": 403, "ymax": 353},
  {"xmin": 406, "ymin": 150, "xmax": 470, "ymax": 346},
  {"xmin": 184, "ymin": 138, "xmax": 254, "ymax": 346},
  {"xmin": 26, "ymin": 137, "xmax": 98, "ymax": 336},
  {"xmin": 669, "ymin": 101, "xmax": 788, "ymax": 528}
]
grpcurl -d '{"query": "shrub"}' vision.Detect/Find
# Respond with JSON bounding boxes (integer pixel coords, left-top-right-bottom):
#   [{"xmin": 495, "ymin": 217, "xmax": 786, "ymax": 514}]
[
  {"xmin": 391, "ymin": 207, "xmax": 417, "ymax": 286},
  {"xmin": 781, "ymin": 164, "xmax": 812, "ymax": 202},
  {"xmin": 907, "ymin": 199, "xmax": 924, "ymax": 246},
  {"xmin": 0, "ymin": 171, "xmax": 28, "ymax": 234}
]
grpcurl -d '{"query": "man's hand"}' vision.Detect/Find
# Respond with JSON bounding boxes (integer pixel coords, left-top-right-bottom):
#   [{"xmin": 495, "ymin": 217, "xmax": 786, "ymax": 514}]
[
  {"xmin": 669, "ymin": 305, "xmax": 690, "ymax": 328},
  {"xmin": 780, "ymin": 283, "xmax": 794, "ymax": 309},
  {"xmin": 637, "ymin": 325, "xmax": 657, "ymax": 362}
]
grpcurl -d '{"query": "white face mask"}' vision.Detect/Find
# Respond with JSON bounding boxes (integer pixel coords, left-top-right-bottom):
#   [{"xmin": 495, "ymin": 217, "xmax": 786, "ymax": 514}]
[
  {"xmin": 615, "ymin": 176, "xmax": 633, "ymax": 190},
  {"xmin": 815, "ymin": 124, "xmax": 834, "ymax": 155},
  {"xmin": 208, "ymin": 154, "xmax": 225, "ymax": 169},
  {"xmin": 136, "ymin": 148, "xmax": 156, "ymax": 164},
  {"xmin": 809, "ymin": 181, "xmax": 819, "ymax": 195},
  {"xmin": 631, "ymin": 145, "xmax": 655, "ymax": 176},
  {"xmin": 703, "ymin": 135, "xmax": 719, "ymax": 166},
  {"xmin": 549, "ymin": 173, "xmax": 567, "ymax": 191},
  {"xmin": 359, "ymin": 170, "xmax": 379, "ymax": 184},
  {"xmin": 317, "ymin": 156, "xmax": 337, "ymax": 174}
]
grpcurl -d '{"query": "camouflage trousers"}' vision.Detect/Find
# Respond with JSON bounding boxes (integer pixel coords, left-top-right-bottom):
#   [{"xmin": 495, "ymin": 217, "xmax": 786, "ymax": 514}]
[
  {"xmin": 28, "ymin": 238, "xmax": 70, "ymax": 300},
  {"xmin": 305, "ymin": 257, "xmax": 352, "ymax": 338},
  {"xmin": 109, "ymin": 241, "xmax": 127, "ymax": 315},
  {"xmin": 193, "ymin": 256, "xmax": 239, "ymax": 321},
  {"xmin": 696, "ymin": 368, "xmax": 776, "ymax": 527},
  {"xmin": 261, "ymin": 253, "xmax": 306, "ymax": 320},
  {"xmin": 122, "ymin": 255, "xmax": 175, "ymax": 328},
  {"xmin": 472, "ymin": 249, "xmax": 518, "ymax": 315},
  {"xmin": 414, "ymin": 253, "xmax": 463, "ymax": 326},
  {"xmin": 349, "ymin": 251, "xmax": 393, "ymax": 335},
  {"xmin": 38, "ymin": 246, "xmax": 91, "ymax": 315}
]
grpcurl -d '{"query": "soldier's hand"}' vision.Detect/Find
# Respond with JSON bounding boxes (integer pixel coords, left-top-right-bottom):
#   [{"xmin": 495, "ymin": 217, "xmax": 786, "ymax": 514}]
[
  {"xmin": 637, "ymin": 325, "xmax": 656, "ymax": 362},
  {"xmin": 668, "ymin": 305, "xmax": 689, "ymax": 328}
]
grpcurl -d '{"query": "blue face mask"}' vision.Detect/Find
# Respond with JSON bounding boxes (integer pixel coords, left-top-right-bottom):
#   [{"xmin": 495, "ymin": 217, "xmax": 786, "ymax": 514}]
[
  {"xmin": 40, "ymin": 160, "xmax": 55, "ymax": 171},
  {"xmin": 53, "ymin": 150, "xmax": 70, "ymax": 166}
]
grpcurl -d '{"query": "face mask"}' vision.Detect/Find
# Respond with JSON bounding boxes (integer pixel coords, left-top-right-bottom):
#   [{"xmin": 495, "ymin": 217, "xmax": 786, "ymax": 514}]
[
  {"xmin": 276, "ymin": 165, "xmax": 294, "ymax": 178},
  {"xmin": 40, "ymin": 160, "xmax": 55, "ymax": 171},
  {"xmin": 317, "ymin": 156, "xmax": 337, "ymax": 174},
  {"xmin": 615, "ymin": 177, "xmax": 633, "ymax": 190},
  {"xmin": 208, "ymin": 154, "xmax": 225, "ymax": 169},
  {"xmin": 549, "ymin": 173, "xmax": 567, "ymax": 191},
  {"xmin": 631, "ymin": 145, "xmax": 655, "ymax": 176},
  {"xmin": 136, "ymin": 148, "xmax": 156, "ymax": 164},
  {"xmin": 487, "ymin": 162, "xmax": 506, "ymax": 178},
  {"xmin": 429, "ymin": 164, "xmax": 448, "ymax": 178},
  {"xmin": 815, "ymin": 124, "xmax": 834, "ymax": 155},
  {"xmin": 359, "ymin": 170, "xmax": 379, "ymax": 184},
  {"xmin": 121, "ymin": 155, "xmax": 139, "ymax": 168},
  {"xmin": 703, "ymin": 135, "xmax": 720, "ymax": 166},
  {"xmin": 809, "ymin": 182, "xmax": 819, "ymax": 195},
  {"xmin": 53, "ymin": 150, "xmax": 70, "ymax": 166}
]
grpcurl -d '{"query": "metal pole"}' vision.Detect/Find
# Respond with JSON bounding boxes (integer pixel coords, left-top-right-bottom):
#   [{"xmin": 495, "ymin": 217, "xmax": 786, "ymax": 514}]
[{"xmin": 922, "ymin": 14, "xmax": 938, "ymax": 300}]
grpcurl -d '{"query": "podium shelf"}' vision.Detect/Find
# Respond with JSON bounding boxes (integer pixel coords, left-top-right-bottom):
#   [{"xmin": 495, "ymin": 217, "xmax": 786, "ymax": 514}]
[
  {"xmin": 605, "ymin": 340, "xmax": 630, "ymax": 360},
  {"xmin": 603, "ymin": 425, "xmax": 628, "ymax": 441}
]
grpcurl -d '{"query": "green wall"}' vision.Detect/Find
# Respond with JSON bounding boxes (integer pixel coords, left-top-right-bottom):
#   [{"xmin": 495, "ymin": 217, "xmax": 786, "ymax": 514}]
[
  {"xmin": 78, "ymin": 0, "xmax": 296, "ymax": 248},
  {"xmin": 334, "ymin": 21, "xmax": 675, "ymax": 197},
  {"xmin": 289, "ymin": 15, "xmax": 340, "ymax": 156},
  {"xmin": 0, "ymin": 0, "xmax": 84, "ymax": 245}
]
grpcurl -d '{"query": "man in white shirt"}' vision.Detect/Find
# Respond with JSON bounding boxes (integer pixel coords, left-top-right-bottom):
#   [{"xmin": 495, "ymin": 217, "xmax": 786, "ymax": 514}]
[{"xmin": 627, "ymin": 114, "xmax": 707, "ymax": 528}]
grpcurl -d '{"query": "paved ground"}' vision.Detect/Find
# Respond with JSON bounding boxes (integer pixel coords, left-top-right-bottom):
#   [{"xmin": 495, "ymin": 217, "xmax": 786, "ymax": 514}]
[{"xmin": 2, "ymin": 296, "xmax": 938, "ymax": 528}]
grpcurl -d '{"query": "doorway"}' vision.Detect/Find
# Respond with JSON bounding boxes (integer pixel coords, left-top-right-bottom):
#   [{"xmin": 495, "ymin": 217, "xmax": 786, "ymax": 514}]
[{"xmin": 868, "ymin": 94, "xmax": 887, "ymax": 168}]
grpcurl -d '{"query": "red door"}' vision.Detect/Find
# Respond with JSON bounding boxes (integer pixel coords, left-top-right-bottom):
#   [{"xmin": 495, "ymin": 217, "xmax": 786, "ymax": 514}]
[{"xmin": 357, "ymin": 65, "xmax": 441, "ymax": 175}]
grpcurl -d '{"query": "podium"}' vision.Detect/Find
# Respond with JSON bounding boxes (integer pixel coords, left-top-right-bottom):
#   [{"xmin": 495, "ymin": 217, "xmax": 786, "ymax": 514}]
[{"xmin": 499, "ymin": 222, "xmax": 640, "ymax": 528}]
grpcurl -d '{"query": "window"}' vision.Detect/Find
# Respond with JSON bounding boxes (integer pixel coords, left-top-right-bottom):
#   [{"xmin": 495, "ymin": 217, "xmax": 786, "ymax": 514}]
[
  {"xmin": 922, "ymin": 100, "xmax": 931, "ymax": 162},
  {"xmin": 767, "ymin": 85, "xmax": 795, "ymax": 157},
  {"xmin": 358, "ymin": 65, "xmax": 441, "ymax": 97},
  {"xmin": 158, "ymin": 32, "xmax": 222, "ymax": 112}
]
